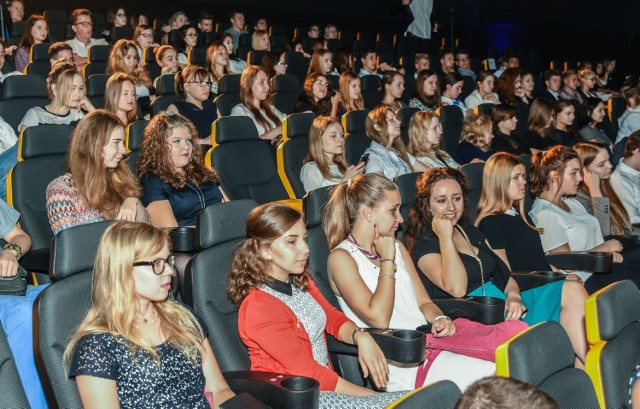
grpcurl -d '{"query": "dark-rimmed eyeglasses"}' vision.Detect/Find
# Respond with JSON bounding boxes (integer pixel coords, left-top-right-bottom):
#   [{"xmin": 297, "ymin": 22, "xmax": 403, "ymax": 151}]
[
  {"xmin": 189, "ymin": 80, "xmax": 213, "ymax": 87},
  {"xmin": 74, "ymin": 21, "xmax": 93, "ymax": 27},
  {"xmin": 133, "ymin": 255, "xmax": 175, "ymax": 275}
]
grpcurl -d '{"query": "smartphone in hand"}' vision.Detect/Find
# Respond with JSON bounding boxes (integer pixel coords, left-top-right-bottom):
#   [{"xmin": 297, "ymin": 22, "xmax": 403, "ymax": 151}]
[{"xmin": 359, "ymin": 152, "xmax": 370, "ymax": 165}]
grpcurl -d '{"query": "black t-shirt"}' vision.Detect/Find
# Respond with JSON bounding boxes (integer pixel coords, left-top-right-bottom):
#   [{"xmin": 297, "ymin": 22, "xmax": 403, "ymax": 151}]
[
  {"xmin": 478, "ymin": 212, "xmax": 551, "ymax": 272},
  {"xmin": 491, "ymin": 132, "xmax": 527, "ymax": 155}
]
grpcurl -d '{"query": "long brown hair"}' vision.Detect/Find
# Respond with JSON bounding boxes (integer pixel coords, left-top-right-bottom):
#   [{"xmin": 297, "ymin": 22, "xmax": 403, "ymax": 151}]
[
  {"xmin": 303, "ymin": 116, "xmax": 349, "ymax": 179},
  {"xmin": 65, "ymin": 110, "xmax": 141, "ymax": 219},
  {"xmin": 239, "ymin": 65, "xmax": 282, "ymax": 132},
  {"xmin": 227, "ymin": 203, "xmax": 310, "ymax": 304},
  {"xmin": 528, "ymin": 145, "xmax": 578, "ymax": 199},
  {"xmin": 19, "ymin": 14, "xmax": 50, "ymax": 50},
  {"xmin": 365, "ymin": 106, "xmax": 412, "ymax": 165},
  {"xmin": 414, "ymin": 69, "xmax": 441, "ymax": 109},
  {"xmin": 104, "ymin": 73, "xmax": 138, "ymax": 126},
  {"xmin": 574, "ymin": 142, "xmax": 631, "ymax": 235},
  {"xmin": 107, "ymin": 39, "xmax": 152, "ymax": 88},
  {"xmin": 339, "ymin": 71, "xmax": 363, "ymax": 112},
  {"xmin": 527, "ymin": 99, "xmax": 553, "ymax": 138},
  {"xmin": 307, "ymin": 48, "xmax": 332, "ymax": 76}
]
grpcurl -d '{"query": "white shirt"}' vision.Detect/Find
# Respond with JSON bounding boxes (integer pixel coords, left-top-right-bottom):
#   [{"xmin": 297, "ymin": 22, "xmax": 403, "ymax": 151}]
[
  {"xmin": 230, "ymin": 103, "xmax": 286, "ymax": 137},
  {"xmin": 441, "ymin": 96, "xmax": 467, "ymax": 116},
  {"xmin": 463, "ymin": 90, "xmax": 498, "ymax": 110},
  {"xmin": 405, "ymin": 0, "xmax": 433, "ymax": 40},
  {"xmin": 18, "ymin": 107, "xmax": 85, "ymax": 132},
  {"xmin": 364, "ymin": 140, "xmax": 416, "ymax": 180},
  {"xmin": 358, "ymin": 68, "xmax": 382, "ymax": 78},
  {"xmin": 300, "ymin": 162, "xmax": 342, "ymax": 193},
  {"xmin": 529, "ymin": 197, "xmax": 604, "ymax": 252},
  {"xmin": 610, "ymin": 160, "xmax": 640, "ymax": 224},
  {"xmin": 415, "ymin": 154, "xmax": 459, "ymax": 169},
  {"xmin": 65, "ymin": 37, "xmax": 108, "ymax": 58},
  {"xmin": 0, "ymin": 116, "xmax": 17, "ymax": 154},
  {"xmin": 616, "ymin": 106, "xmax": 640, "ymax": 144}
]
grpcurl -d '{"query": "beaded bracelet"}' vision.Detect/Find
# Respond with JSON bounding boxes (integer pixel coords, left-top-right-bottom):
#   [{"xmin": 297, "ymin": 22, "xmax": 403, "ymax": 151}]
[
  {"xmin": 378, "ymin": 274, "xmax": 396, "ymax": 281},
  {"xmin": 431, "ymin": 315, "xmax": 451, "ymax": 324}
]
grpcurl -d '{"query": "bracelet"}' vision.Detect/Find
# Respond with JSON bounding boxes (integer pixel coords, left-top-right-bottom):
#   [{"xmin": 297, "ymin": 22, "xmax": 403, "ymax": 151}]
[
  {"xmin": 2, "ymin": 242, "xmax": 22, "ymax": 260},
  {"xmin": 378, "ymin": 274, "xmax": 396, "ymax": 281},
  {"xmin": 352, "ymin": 327, "xmax": 365, "ymax": 345},
  {"xmin": 379, "ymin": 258, "xmax": 397, "ymax": 272},
  {"xmin": 431, "ymin": 315, "xmax": 451, "ymax": 324}
]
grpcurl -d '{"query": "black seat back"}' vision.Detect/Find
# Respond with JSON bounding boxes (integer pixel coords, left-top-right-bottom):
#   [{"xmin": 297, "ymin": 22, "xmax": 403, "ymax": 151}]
[
  {"xmin": 397, "ymin": 107, "xmax": 419, "ymax": 145},
  {"xmin": 86, "ymin": 74, "xmax": 110, "ymax": 109},
  {"xmin": 0, "ymin": 75, "xmax": 48, "ymax": 131},
  {"xmin": 272, "ymin": 74, "xmax": 301, "ymax": 115},
  {"xmin": 0, "ymin": 324, "xmax": 29, "ymax": 408},
  {"xmin": 278, "ymin": 112, "xmax": 314, "ymax": 198},
  {"xmin": 360, "ymin": 75, "xmax": 382, "ymax": 110},
  {"xmin": 437, "ymin": 105, "xmax": 464, "ymax": 154},
  {"xmin": 459, "ymin": 162, "xmax": 485, "ymax": 222},
  {"xmin": 342, "ymin": 110, "xmax": 370, "ymax": 165}
]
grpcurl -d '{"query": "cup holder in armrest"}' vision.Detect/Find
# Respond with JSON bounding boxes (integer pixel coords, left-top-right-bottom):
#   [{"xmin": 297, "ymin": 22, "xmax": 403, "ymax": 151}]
[
  {"xmin": 433, "ymin": 297, "xmax": 505, "ymax": 325},
  {"xmin": 224, "ymin": 370, "xmax": 319, "ymax": 409},
  {"xmin": 170, "ymin": 227, "xmax": 196, "ymax": 252},
  {"xmin": 366, "ymin": 328, "xmax": 426, "ymax": 363},
  {"xmin": 544, "ymin": 251, "xmax": 613, "ymax": 273},
  {"xmin": 511, "ymin": 270, "xmax": 565, "ymax": 291}
]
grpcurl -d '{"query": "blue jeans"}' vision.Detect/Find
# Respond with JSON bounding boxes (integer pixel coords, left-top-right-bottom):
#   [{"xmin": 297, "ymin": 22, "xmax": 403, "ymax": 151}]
[{"xmin": 0, "ymin": 144, "xmax": 18, "ymax": 202}]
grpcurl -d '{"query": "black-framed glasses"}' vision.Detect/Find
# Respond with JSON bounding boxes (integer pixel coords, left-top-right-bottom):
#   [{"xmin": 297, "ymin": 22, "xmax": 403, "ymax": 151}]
[
  {"xmin": 186, "ymin": 33, "xmax": 199, "ymax": 38},
  {"xmin": 133, "ymin": 255, "xmax": 175, "ymax": 275},
  {"xmin": 74, "ymin": 21, "xmax": 93, "ymax": 27},
  {"xmin": 116, "ymin": 13, "xmax": 127, "ymax": 17},
  {"xmin": 189, "ymin": 80, "xmax": 213, "ymax": 87},
  {"xmin": 140, "ymin": 33, "xmax": 153, "ymax": 38},
  {"xmin": 276, "ymin": 61, "xmax": 287, "ymax": 66}
]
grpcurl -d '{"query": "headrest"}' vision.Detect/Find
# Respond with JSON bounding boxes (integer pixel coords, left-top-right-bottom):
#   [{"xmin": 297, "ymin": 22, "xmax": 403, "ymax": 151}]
[
  {"xmin": 285, "ymin": 51, "xmax": 306, "ymax": 65},
  {"xmin": 19, "ymin": 124, "xmax": 73, "ymax": 160},
  {"xmin": 304, "ymin": 185, "xmax": 333, "ymax": 227},
  {"xmin": 88, "ymin": 45, "xmax": 111, "ymax": 63},
  {"xmin": 2, "ymin": 75, "xmax": 47, "ymax": 99},
  {"xmin": 31, "ymin": 43, "xmax": 52, "ymax": 62},
  {"xmin": 188, "ymin": 48, "xmax": 206, "ymax": 64},
  {"xmin": 219, "ymin": 74, "xmax": 241, "ymax": 94},
  {"xmin": 438, "ymin": 104, "xmax": 463, "ymax": 120},
  {"xmin": 588, "ymin": 280, "xmax": 640, "ymax": 342},
  {"xmin": 239, "ymin": 32, "xmax": 252, "ymax": 46},
  {"xmin": 283, "ymin": 112, "xmax": 315, "ymax": 140},
  {"xmin": 360, "ymin": 74, "xmax": 381, "ymax": 88},
  {"xmin": 394, "ymin": 171, "xmax": 421, "ymax": 199},
  {"xmin": 397, "ymin": 107, "xmax": 419, "ymax": 123},
  {"xmin": 143, "ymin": 47, "xmax": 157, "ymax": 64},
  {"xmin": 212, "ymin": 116, "xmax": 260, "ymax": 144},
  {"xmin": 85, "ymin": 74, "xmax": 110, "ymax": 97},
  {"xmin": 460, "ymin": 162, "xmax": 485, "ymax": 190},
  {"xmin": 272, "ymin": 74, "xmax": 300, "ymax": 93},
  {"xmin": 344, "ymin": 109, "xmax": 369, "ymax": 133},
  {"xmin": 49, "ymin": 221, "xmax": 113, "ymax": 280},
  {"xmin": 110, "ymin": 26, "xmax": 133, "ymax": 39},
  {"xmin": 158, "ymin": 73, "xmax": 176, "ymax": 96},
  {"xmin": 126, "ymin": 120, "xmax": 149, "ymax": 151},
  {"xmin": 195, "ymin": 200, "xmax": 258, "ymax": 250}
]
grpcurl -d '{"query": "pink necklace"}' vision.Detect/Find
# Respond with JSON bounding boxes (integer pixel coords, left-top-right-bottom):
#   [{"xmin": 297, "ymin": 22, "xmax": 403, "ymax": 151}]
[{"xmin": 347, "ymin": 233, "xmax": 380, "ymax": 261}]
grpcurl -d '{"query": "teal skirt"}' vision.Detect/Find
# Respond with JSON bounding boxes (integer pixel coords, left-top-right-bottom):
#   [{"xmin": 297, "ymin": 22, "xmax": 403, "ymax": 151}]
[{"xmin": 467, "ymin": 280, "xmax": 563, "ymax": 326}]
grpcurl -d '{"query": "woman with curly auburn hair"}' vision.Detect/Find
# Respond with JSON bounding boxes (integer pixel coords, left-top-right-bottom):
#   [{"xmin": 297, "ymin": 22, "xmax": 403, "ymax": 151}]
[
  {"xmin": 228, "ymin": 202, "xmax": 406, "ymax": 406},
  {"xmin": 138, "ymin": 112, "xmax": 226, "ymax": 228},
  {"xmin": 338, "ymin": 71, "xmax": 363, "ymax": 113},
  {"xmin": 65, "ymin": 221, "xmax": 235, "ymax": 408},
  {"xmin": 495, "ymin": 68, "xmax": 524, "ymax": 105},
  {"xmin": 408, "ymin": 69, "xmax": 441, "ymax": 112},
  {"xmin": 108, "ymin": 39, "xmax": 152, "ymax": 114},
  {"xmin": 454, "ymin": 114, "xmax": 494, "ymax": 165},
  {"xmin": 300, "ymin": 116, "xmax": 364, "ymax": 192},
  {"xmin": 166, "ymin": 65, "xmax": 217, "ymax": 144},
  {"xmin": 104, "ymin": 73, "xmax": 138, "ymax": 127},
  {"xmin": 46, "ymin": 110, "xmax": 147, "ymax": 235},
  {"xmin": 407, "ymin": 111, "xmax": 459, "ymax": 169},
  {"xmin": 230, "ymin": 65, "xmax": 285, "ymax": 142},
  {"xmin": 295, "ymin": 72, "xmax": 340, "ymax": 118},
  {"xmin": 206, "ymin": 41, "xmax": 230, "ymax": 96}
]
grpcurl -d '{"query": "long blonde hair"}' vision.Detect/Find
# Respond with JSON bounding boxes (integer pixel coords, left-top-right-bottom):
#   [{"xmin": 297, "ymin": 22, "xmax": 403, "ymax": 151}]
[
  {"xmin": 407, "ymin": 111, "xmax": 451, "ymax": 162},
  {"xmin": 303, "ymin": 116, "xmax": 349, "ymax": 179},
  {"xmin": 107, "ymin": 39, "xmax": 152, "ymax": 88},
  {"xmin": 64, "ymin": 222, "xmax": 205, "ymax": 365},
  {"xmin": 339, "ymin": 71, "xmax": 363, "ymax": 112}
]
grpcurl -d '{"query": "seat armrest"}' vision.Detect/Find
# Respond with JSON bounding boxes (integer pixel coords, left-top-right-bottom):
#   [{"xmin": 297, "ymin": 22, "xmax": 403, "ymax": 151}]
[
  {"xmin": 605, "ymin": 235, "xmax": 640, "ymax": 250},
  {"xmin": 170, "ymin": 227, "xmax": 196, "ymax": 252},
  {"xmin": 219, "ymin": 392, "xmax": 272, "ymax": 409},
  {"xmin": 326, "ymin": 329, "xmax": 426, "ymax": 364},
  {"xmin": 433, "ymin": 297, "xmax": 505, "ymax": 325},
  {"xmin": 545, "ymin": 252, "xmax": 613, "ymax": 273},
  {"xmin": 224, "ymin": 370, "xmax": 319, "ymax": 409},
  {"xmin": 511, "ymin": 270, "xmax": 565, "ymax": 291}
]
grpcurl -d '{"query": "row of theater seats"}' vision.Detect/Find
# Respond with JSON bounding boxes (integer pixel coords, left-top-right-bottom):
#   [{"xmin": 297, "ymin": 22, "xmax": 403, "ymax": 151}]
[{"xmin": 3, "ymin": 185, "xmax": 637, "ymax": 408}]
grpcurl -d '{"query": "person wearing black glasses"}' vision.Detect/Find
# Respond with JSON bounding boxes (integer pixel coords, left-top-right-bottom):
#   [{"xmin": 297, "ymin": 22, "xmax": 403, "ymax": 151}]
[
  {"xmin": 167, "ymin": 65, "xmax": 218, "ymax": 145},
  {"xmin": 65, "ymin": 9, "xmax": 107, "ymax": 70}
]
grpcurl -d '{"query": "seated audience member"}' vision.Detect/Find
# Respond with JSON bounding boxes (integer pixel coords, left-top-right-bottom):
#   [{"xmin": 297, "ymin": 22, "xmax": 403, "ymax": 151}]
[
  {"xmin": 539, "ymin": 69, "xmax": 562, "ymax": 102},
  {"xmin": 129, "ymin": 13, "xmax": 148, "ymax": 31},
  {"xmin": 46, "ymin": 110, "xmax": 147, "ymax": 235},
  {"xmin": 166, "ymin": 66, "xmax": 217, "ymax": 145},
  {"xmin": 103, "ymin": 7, "xmax": 128, "ymax": 39},
  {"xmin": 520, "ymin": 70, "xmax": 535, "ymax": 104},
  {"xmin": 495, "ymin": 68, "xmax": 525, "ymax": 105},
  {"xmin": 0, "ymin": 197, "xmax": 31, "ymax": 277},
  {"xmin": 578, "ymin": 69, "xmax": 599, "ymax": 100},
  {"xmin": 379, "ymin": 71, "xmax": 407, "ymax": 110},
  {"xmin": 616, "ymin": 87, "xmax": 640, "ymax": 145},
  {"xmin": 227, "ymin": 203, "xmax": 407, "ymax": 406},
  {"xmin": 334, "ymin": 47, "xmax": 355, "ymax": 75},
  {"xmin": 455, "ymin": 376, "xmax": 559, "ymax": 409},
  {"xmin": 104, "ymin": 73, "xmax": 138, "ymax": 127},
  {"xmin": 153, "ymin": 45, "xmax": 179, "ymax": 88},
  {"xmin": 5, "ymin": 0, "xmax": 23, "ymax": 26},
  {"xmin": 455, "ymin": 49, "xmax": 476, "ymax": 80},
  {"xmin": 133, "ymin": 25, "xmax": 158, "ymax": 59},
  {"xmin": 550, "ymin": 100, "xmax": 580, "ymax": 147},
  {"xmin": 414, "ymin": 53, "xmax": 430, "ymax": 77},
  {"xmin": 197, "ymin": 12, "xmax": 214, "ymax": 35},
  {"xmin": 324, "ymin": 23, "xmax": 338, "ymax": 40},
  {"xmin": 65, "ymin": 221, "xmax": 235, "ymax": 408},
  {"xmin": 251, "ymin": 30, "xmax": 270, "ymax": 52},
  {"xmin": 160, "ymin": 11, "xmax": 189, "ymax": 45},
  {"xmin": 221, "ymin": 33, "xmax": 247, "ymax": 74},
  {"xmin": 231, "ymin": 65, "xmax": 285, "ymax": 143},
  {"xmin": 574, "ymin": 142, "xmax": 639, "ymax": 237},
  {"xmin": 464, "ymin": 70, "xmax": 499, "ymax": 109},
  {"xmin": 476, "ymin": 153, "xmax": 589, "ymax": 361},
  {"xmin": 300, "ymin": 116, "xmax": 364, "ymax": 192},
  {"xmin": 307, "ymin": 23, "xmax": 320, "ymax": 39},
  {"xmin": 358, "ymin": 48, "xmax": 390, "ymax": 77},
  {"xmin": 15, "ymin": 14, "xmax": 50, "ymax": 72},
  {"xmin": 438, "ymin": 49, "xmax": 456, "ymax": 77},
  {"xmin": 0, "ymin": 40, "xmax": 21, "ymax": 82},
  {"xmin": 0, "ymin": 116, "xmax": 18, "ymax": 200},
  {"xmin": 559, "ymin": 70, "xmax": 583, "ymax": 104},
  {"xmin": 223, "ymin": 10, "xmax": 248, "ymax": 54},
  {"xmin": 253, "ymin": 16, "xmax": 267, "ymax": 32},
  {"xmin": 324, "ymin": 174, "xmax": 499, "ymax": 391},
  {"xmin": 440, "ymin": 71, "xmax": 468, "ymax": 114},
  {"xmin": 521, "ymin": 99, "xmax": 560, "ymax": 154},
  {"xmin": 408, "ymin": 110, "xmax": 459, "ymax": 168},
  {"xmin": 405, "ymin": 168, "xmax": 586, "ymax": 363},
  {"xmin": 578, "ymin": 98, "xmax": 613, "ymax": 148},
  {"xmin": 610, "ymin": 131, "xmax": 640, "ymax": 226},
  {"xmin": 139, "ymin": 112, "xmax": 225, "ymax": 228},
  {"xmin": 307, "ymin": 48, "xmax": 336, "ymax": 77},
  {"xmin": 455, "ymin": 114, "xmax": 494, "ymax": 164},
  {"xmin": 409, "ymin": 69, "xmax": 441, "ymax": 112},
  {"xmin": 295, "ymin": 73, "xmax": 340, "ymax": 118},
  {"xmin": 260, "ymin": 51, "xmax": 286, "ymax": 79},
  {"xmin": 177, "ymin": 25, "xmax": 198, "ymax": 68},
  {"xmin": 107, "ymin": 39, "xmax": 152, "ymax": 115},
  {"xmin": 492, "ymin": 57, "xmax": 508, "ymax": 78},
  {"xmin": 338, "ymin": 71, "xmax": 364, "ymax": 114},
  {"xmin": 491, "ymin": 104, "xmax": 527, "ymax": 155},
  {"xmin": 362, "ymin": 106, "xmax": 427, "ymax": 179},
  {"xmin": 48, "ymin": 41, "xmax": 74, "ymax": 66},
  {"xmin": 65, "ymin": 9, "xmax": 108, "ymax": 69},
  {"xmin": 599, "ymin": 58, "xmax": 617, "ymax": 89},
  {"xmin": 205, "ymin": 41, "xmax": 231, "ymax": 96},
  {"xmin": 19, "ymin": 62, "xmax": 94, "ymax": 131}
]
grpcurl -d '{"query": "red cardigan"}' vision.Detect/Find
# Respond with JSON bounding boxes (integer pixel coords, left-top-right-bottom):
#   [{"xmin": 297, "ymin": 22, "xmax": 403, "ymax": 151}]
[{"xmin": 237, "ymin": 278, "xmax": 351, "ymax": 391}]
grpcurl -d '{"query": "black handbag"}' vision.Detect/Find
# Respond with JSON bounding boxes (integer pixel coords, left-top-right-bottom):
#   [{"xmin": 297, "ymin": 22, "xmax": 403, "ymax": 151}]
[{"xmin": 0, "ymin": 266, "xmax": 27, "ymax": 296}]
